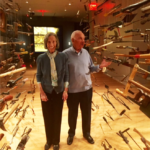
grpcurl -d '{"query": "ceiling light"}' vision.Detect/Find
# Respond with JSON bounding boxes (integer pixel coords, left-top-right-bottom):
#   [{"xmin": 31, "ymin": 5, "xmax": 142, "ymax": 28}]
[
  {"xmin": 69, "ymin": 3, "xmax": 71, "ymax": 5},
  {"xmin": 26, "ymin": 1, "xmax": 28, "ymax": 3}
]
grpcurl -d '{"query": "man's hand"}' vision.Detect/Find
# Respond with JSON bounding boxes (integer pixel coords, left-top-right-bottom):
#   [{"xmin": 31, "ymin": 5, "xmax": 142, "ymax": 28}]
[
  {"xmin": 62, "ymin": 91, "xmax": 68, "ymax": 101},
  {"xmin": 99, "ymin": 59, "xmax": 112, "ymax": 69}
]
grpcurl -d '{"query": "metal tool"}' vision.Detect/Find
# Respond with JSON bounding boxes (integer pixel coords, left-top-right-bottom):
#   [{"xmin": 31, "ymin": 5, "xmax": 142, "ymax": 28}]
[
  {"xmin": 105, "ymin": 111, "xmax": 114, "ymax": 121},
  {"xmin": 100, "ymin": 124, "xmax": 105, "ymax": 134},
  {"xmin": 6, "ymin": 76, "xmax": 23, "ymax": 88},
  {"xmin": 102, "ymin": 94, "xmax": 119, "ymax": 115},
  {"xmin": 101, "ymin": 141, "xmax": 109, "ymax": 150},
  {"xmin": 117, "ymin": 130, "xmax": 133, "ymax": 150},
  {"xmin": 120, "ymin": 110, "xmax": 132, "ymax": 120},
  {"xmin": 16, "ymin": 128, "xmax": 32, "ymax": 150},
  {"xmin": 10, "ymin": 126, "xmax": 19, "ymax": 144},
  {"xmin": 105, "ymin": 139, "xmax": 112, "ymax": 149},
  {"xmin": 0, "ymin": 143, "xmax": 7, "ymax": 150},
  {"xmin": 133, "ymin": 128, "xmax": 150, "ymax": 145},
  {"xmin": 103, "ymin": 117, "xmax": 112, "ymax": 130}
]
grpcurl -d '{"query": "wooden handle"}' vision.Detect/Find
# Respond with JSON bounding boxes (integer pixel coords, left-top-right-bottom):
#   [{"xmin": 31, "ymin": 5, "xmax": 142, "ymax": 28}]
[
  {"xmin": 3, "ymin": 95, "xmax": 13, "ymax": 102},
  {"xmin": 141, "ymin": 5, "xmax": 150, "ymax": 13},
  {"xmin": 133, "ymin": 128, "xmax": 144, "ymax": 138},
  {"xmin": 0, "ymin": 67, "xmax": 26, "ymax": 78},
  {"xmin": 3, "ymin": 101, "xmax": 20, "ymax": 124},
  {"xmin": 14, "ymin": 51, "xmax": 28, "ymax": 55},
  {"xmin": 93, "ymin": 41, "xmax": 113, "ymax": 50},
  {"xmin": 139, "ymin": 62, "xmax": 150, "ymax": 65},
  {"xmin": 116, "ymin": 45, "xmax": 126, "ymax": 49},
  {"xmin": 134, "ymin": 128, "xmax": 150, "ymax": 145},
  {"xmin": 129, "ymin": 80, "xmax": 150, "ymax": 93},
  {"xmin": 116, "ymin": 88, "xmax": 127, "ymax": 98},
  {"xmin": 114, "ymin": 54, "xmax": 150, "ymax": 59},
  {"xmin": 0, "ymin": 41, "xmax": 25, "ymax": 46}
]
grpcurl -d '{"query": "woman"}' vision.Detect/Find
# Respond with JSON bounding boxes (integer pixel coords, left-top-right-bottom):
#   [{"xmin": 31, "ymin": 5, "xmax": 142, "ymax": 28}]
[{"xmin": 36, "ymin": 32, "xmax": 69, "ymax": 150}]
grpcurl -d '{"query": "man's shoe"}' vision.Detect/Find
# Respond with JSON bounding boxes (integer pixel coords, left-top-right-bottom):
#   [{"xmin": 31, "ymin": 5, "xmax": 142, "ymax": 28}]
[
  {"xmin": 84, "ymin": 135, "xmax": 94, "ymax": 144},
  {"xmin": 53, "ymin": 144, "xmax": 59, "ymax": 150},
  {"xmin": 44, "ymin": 143, "xmax": 51, "ymax": 150},
  {"xmin": 67, "ymin": 135, "xmax": 74, "ymax": 145}
]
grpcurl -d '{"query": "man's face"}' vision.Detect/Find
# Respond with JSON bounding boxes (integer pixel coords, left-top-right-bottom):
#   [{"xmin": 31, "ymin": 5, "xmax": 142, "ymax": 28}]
[
  {"xmin": 47, "ymin": 35, "xmax": 57, "ymax": 53},
  {"xmin": 72, "ymin": 32, "xmax": 85, "ymax": 51}
]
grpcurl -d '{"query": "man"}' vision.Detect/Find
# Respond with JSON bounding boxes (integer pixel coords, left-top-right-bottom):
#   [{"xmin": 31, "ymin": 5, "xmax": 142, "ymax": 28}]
[{"xmin": 63, "ymin": 30, "xmax": 111, "ymax": 145}]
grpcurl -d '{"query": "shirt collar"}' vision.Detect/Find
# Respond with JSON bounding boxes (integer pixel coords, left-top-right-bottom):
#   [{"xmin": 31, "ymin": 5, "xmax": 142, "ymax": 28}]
[{"xmin": 71, "ymin": 46, "xmax": 82, "ymax": 55}]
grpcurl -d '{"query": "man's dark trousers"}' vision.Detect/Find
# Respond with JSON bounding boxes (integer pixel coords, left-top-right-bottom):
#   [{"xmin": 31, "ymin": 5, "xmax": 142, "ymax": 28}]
[{"xmin": 67, "ymin": 88, "xmax": 92, "ymax": 137}]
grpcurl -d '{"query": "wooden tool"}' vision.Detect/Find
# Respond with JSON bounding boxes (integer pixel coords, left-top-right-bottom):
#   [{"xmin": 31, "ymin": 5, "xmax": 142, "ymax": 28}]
[
  {"xmin": 133, "ymin": 128, "xmax": 150, "ymax": 145},
  {"xmin": 0, "ymin": 8, "xmax": 6, "ymax": 32},
  {"xmin": 139, "ymin": 59, "xmax": 150, "ymax": 65},
  {"xmin": 116, "ymin": 64, "xmax": 150, "ymax": 103},
  {"xmin": 114, "ymin": 54, "xmax": 150, "ymax": 59},
  {"xmin": 93, "ymin": 41, "xmax": 113, "ymax": 50},
  {"xmin": 0, "ymin": 95, "xmax": 13, "ymax": 112},
  {"xmin": 141, "ymin": 5, "xmax": 150, "ymax": 13},
  {"xmin": 0, "ymin": 100, "xmax": 20, "ymax": 131},
  {"xmin": 0, "ymin": 67, "xmax": 26, "ymax": 78},
  {"xmin": 0, "ymin": 41, "xmax": 25, "ymax": 46}
]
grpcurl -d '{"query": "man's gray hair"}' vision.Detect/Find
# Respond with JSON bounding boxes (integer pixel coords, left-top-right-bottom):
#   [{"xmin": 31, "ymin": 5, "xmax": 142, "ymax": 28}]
[
  {"xmin": 71, "ymin": 30, "xmax": 83, "ymax": 40},
  {"xmin": 44, "ymin": 32, "xmax": 60, "ymax": 49}
]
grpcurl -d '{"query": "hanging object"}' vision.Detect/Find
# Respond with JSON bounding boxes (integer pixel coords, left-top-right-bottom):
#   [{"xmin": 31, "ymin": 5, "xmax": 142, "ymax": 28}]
[{"xmin": 0, "ymin": 8, "xmax": 6, "ymax": 32}]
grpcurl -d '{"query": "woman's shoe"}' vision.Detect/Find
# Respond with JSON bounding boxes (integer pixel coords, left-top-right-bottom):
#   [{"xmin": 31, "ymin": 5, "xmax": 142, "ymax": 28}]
[
  {"xmin": 45, "ymin": 143, "xmax": 51, "ymax": 150},
  {"xmin": 53, "ymin": 144, "xmax": 59, "ymax": 150}
]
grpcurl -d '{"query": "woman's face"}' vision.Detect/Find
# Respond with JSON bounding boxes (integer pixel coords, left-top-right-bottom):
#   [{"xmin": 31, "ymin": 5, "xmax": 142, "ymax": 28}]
[{"xmin": 47, "ymin": 35, "xmax": 57, "ymax": 53}]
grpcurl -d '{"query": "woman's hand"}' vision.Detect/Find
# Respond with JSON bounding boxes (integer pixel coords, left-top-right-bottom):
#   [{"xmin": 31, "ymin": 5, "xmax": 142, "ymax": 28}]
[
  {"xmin": 40, "ymin": 92, "xmax": 48, "ymax": 102},
  {"xmin": 62, "ymin": 91, "xmax": 68, "ymax": 101}
]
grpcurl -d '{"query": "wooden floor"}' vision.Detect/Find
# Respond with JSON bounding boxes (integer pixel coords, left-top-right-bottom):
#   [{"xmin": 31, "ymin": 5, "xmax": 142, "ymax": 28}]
[{"xmin": 0, "ymin": 67, "xmax": 150, "ymax": 150}]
